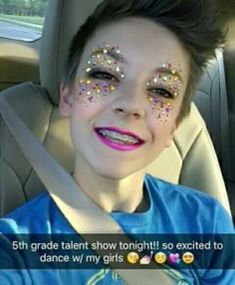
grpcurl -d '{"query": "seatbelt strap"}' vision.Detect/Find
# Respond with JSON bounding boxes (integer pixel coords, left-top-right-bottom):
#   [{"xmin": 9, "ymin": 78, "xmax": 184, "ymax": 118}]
[{"xmin": 0, "ymin": 94, "xmax": 176, "ymax": 284}]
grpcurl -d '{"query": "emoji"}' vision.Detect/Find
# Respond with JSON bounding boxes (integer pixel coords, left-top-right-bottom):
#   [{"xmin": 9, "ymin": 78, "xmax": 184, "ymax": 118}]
[
  {"xmin": 154, "ymin": 252, "xmax": 167, "ymax": 264},
  {"xmin": 168, "ymin": 253, "xmax": 181, "ymax": 264},
  {"xmin": 182, "ymin": 252, "xmax": 194, "ymax": 264},
  {"xmin": 139, "ymin": 252, "xmax": 153, "ymax": 265},
  {"xmin": 126, "ymin": 252, "xmax": 139, "ymax": 264}
]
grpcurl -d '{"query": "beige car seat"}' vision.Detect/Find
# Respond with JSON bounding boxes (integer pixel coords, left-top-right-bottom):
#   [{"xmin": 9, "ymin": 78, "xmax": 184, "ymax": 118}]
[
  {"xmin": 223, "ymin": 12, "xmax": 235, "ymax": 218},
  {"xmin": 0, "ymin": 0, "xmax": 231, "ymax": 217}
]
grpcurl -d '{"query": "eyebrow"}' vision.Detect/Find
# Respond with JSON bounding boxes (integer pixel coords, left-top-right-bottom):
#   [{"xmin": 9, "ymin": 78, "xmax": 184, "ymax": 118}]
[
  {"xmin": 154, "ymin": 67, "xmax": 183, "ymax": 83},
  {"xmin": 92, "ymin": 48, "xmax": 127, "ymax": 64},
  {"xmin": 91, "ymin": 48, "xmax": 183, "ymax": 82}
]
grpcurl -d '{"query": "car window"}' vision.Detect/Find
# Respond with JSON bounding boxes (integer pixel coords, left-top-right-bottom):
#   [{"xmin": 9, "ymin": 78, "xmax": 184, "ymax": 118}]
[{"xmin": 0, "ymin": 0, "xmax": 48, "ymax": 42}]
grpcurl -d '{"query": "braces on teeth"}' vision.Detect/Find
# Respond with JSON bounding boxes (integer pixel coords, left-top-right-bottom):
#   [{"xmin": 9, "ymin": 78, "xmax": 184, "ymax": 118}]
[{"xmin": 99, "ymin": 130, "xmax": 139, "ymax": 144}]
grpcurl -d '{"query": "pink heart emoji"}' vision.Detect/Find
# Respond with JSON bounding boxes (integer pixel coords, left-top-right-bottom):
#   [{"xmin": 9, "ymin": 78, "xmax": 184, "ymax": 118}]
[{"xmin": 169, "ymin": 253, "xmax": 180, "ymax": 264}]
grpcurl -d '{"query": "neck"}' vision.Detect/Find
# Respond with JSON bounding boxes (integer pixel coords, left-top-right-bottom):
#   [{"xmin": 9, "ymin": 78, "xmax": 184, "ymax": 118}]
[{"xmin": 73, "ymin": 157, "xmax": 146, "ymax": 213}]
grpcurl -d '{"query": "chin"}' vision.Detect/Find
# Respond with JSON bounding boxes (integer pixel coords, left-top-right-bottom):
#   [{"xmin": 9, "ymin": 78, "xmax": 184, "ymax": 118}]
[
  {"xmin": 96, "ymin": 169, "xmax": 129, "ymax": 180},
  {"xmin": 93, "ymin": 164, "xmax": 144, "ymax": 180}
]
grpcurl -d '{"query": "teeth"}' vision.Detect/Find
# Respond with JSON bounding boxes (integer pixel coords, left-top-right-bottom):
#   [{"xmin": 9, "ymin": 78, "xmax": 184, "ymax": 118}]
[{"xmin": 99, "ymin": 130, "xmax": 139, "ymax": 144}]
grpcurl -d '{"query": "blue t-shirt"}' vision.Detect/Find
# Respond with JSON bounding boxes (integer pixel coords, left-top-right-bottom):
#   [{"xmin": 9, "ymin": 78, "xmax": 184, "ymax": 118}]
[{"xmin": 0, "ymin": 174, "xmax": 234, "ymax": 284}]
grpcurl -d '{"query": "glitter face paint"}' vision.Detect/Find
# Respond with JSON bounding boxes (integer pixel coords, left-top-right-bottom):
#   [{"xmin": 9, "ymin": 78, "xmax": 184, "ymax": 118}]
[
  {"xmin": 74, "ymin": 78, "xmax": 116, "ymax": 104},
  {"xmin": 75, "ymin": 45, "xmax": 183, "ymax": 123},
  {"xmin": 74, "ymin": 44, "xmax": 125, "ymax": 105},
  {"xmin": 145, "ymin": 61, "xmax": 183, "ymax": 123}
]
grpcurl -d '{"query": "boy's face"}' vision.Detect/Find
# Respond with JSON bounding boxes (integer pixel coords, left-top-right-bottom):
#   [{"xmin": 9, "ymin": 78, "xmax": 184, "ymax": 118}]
[{"xmin": 60, "ymin": 17, "xmax": 190, "ymax": 179}]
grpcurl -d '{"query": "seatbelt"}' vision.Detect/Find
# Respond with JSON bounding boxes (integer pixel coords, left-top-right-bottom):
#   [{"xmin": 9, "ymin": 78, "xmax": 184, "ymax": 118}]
[{"xmin": 0, "ymin": 94, "xmax": 177, "ymax": 284}]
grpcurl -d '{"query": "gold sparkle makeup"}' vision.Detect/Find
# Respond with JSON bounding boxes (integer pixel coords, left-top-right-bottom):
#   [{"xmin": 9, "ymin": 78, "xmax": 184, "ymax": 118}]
[
  {"xmin": 146, "ymin": 61, "xmax": 183, "ymax": 123},
  {"xmin": 75, "ymin": 46, "xmax": 183, "ymax": 124},
  {"xmin": 74, "ymin": 44, "xmax": 125, "ymax": 104},
  {"xmin": 74, "ymin": 78, "xmax": 117, "ymax": 104},
  {"xmin": 87, "ymin": 44, "xmax": 125, "ymax": 79}
]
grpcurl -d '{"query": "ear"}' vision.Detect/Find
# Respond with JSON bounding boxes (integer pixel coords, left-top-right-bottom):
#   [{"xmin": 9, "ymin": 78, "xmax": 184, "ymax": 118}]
[
  {"xmin": 165, "ymin": 122, "xmax": 179, "ymax": 148},
  {"xmin": 59, "ymin": 83, "xmax": 75, "ymax": 117}
]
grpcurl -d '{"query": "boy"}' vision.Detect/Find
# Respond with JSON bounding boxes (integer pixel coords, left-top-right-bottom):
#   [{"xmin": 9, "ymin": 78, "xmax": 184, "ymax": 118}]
[{"xmin": 0, "ymin": 0, "xmax": 234, "ymax": 284}]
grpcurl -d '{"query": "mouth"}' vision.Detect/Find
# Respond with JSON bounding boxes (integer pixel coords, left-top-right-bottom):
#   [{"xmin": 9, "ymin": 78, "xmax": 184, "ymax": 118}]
[{"xmin": 94, "ymin": 127, "xmax": 145, "ymax": 151}]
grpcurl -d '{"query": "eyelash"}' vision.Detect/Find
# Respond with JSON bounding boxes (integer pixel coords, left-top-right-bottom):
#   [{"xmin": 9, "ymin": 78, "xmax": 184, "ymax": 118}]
[
  {"xmin": 87, "ymin": 69, "xmax": 118, "ymax": 81},
  {"xmin": 147, "ymin": 88, "xmax": 173, "ymax": 99},
  {"xmin": 86, "ymin": 69, "xmax": 174, "ymax": 99}
]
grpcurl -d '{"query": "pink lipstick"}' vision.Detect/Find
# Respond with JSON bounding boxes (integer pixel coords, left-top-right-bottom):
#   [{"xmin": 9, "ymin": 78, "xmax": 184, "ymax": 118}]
[{"xmin": 94, "ymin": 127, "xmax": 145, "ymax": 151}]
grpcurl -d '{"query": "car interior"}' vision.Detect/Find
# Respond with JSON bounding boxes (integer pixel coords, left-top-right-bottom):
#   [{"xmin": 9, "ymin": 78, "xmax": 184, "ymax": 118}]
[{"xmin": 0, "ymin": 0, "xmax": 234, "ymax": 224}]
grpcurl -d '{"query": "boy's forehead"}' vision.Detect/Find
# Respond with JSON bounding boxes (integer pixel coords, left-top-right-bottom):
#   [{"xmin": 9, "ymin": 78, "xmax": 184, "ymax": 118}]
[{"xmin": 80, "ymin": 17, "xmax": 190, "ymax": 77}]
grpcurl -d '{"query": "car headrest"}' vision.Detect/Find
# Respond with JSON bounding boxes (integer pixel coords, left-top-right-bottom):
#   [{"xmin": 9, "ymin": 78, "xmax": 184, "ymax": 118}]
[
  {"xmin": 40, "ymin": 0, "xmax": 102, "ymax": 105},
  {"xmin": 224, "ymin": 27, "xmax": 235, "ymax": 181}
]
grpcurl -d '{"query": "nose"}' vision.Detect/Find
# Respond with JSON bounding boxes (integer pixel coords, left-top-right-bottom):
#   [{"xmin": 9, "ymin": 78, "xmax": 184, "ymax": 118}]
[{"xmin": 112, "ymin": 84, "xmax": 147, "ymax": 119}]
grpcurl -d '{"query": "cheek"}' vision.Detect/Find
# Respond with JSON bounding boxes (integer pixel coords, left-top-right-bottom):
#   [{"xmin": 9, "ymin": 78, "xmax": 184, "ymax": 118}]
[
  {"xmin": 147, "ymin": 99, "xmax": 179, "ymax": 144},
  {"xmin": 147, "ymin": 96, "xmax": 175, "ymax": 124},
  {"xmin": 73, "ymin": 78, "xmax": 117, "ymax": 105}
]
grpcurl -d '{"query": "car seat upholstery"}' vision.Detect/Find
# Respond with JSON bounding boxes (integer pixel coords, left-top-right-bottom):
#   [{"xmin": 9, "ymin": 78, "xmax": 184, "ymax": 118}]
[
  {"xmin": 223, "ymin": 18, "xmax": 235, "ymax": 220},
  {"xmin": 0, "ymin": 0, "xmax": 232, "ymax": 217},
  {"xmin": 193, "ymin": 54, "xmax": 231, "ymax": 179}
]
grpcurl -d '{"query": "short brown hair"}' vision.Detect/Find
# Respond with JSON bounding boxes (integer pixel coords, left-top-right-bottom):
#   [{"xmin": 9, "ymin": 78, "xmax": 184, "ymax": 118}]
[{"xmin": 63, "ymin": 0, "xmax": 224, "ymax": 122}]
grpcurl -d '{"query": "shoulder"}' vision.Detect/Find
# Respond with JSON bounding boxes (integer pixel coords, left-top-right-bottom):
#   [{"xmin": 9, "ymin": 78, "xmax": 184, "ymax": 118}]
[
  {"xmin": 145, "ymin": 173, "xmax": 221, "ymax": 208},
  {"xmin": 0, "ymin": 192, "xmax": 71, "ymax": 234},
  {"xmin": 145, "ymin": 174, "xmax": 234, "ymax": 233}
]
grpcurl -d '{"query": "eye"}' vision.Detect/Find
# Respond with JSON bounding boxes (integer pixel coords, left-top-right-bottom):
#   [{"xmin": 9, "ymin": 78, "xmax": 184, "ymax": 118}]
[
  {"xmin": 88, "ymin": 69, "xmax": 118, "ymax": 81},
  {"xmin": 148, "ymin": 88, "xmax": 173, "ymax": 99}
]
